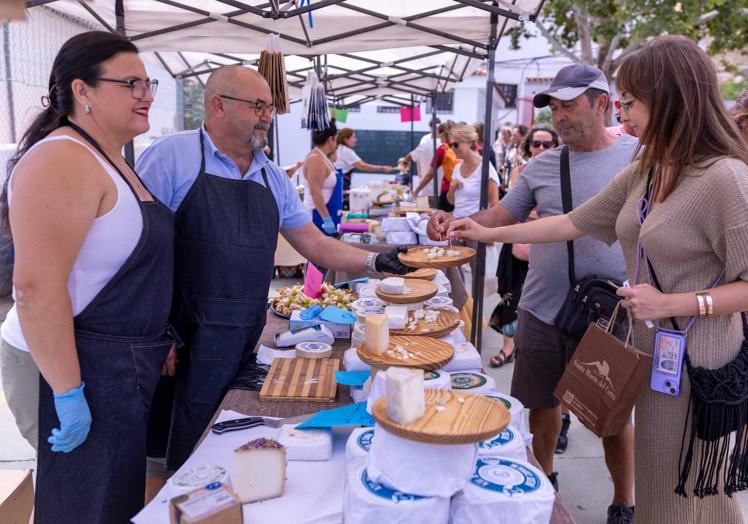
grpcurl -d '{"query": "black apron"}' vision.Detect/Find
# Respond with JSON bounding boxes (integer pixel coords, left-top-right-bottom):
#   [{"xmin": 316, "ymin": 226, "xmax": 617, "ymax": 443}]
[
  {"xmin": 35, "ymin": 124, "xmax": 174, "ymax": 524},
  {"xmin": 165, "ymin": 129, "xmax": 279, "ymax": 470}
]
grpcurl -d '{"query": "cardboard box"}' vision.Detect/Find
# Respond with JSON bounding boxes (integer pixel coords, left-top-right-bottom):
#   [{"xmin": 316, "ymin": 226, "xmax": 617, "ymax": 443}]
[
  {"xmin": 0, "ymin": 469, "xmax": 34, "ymax": 524},
  {"xmin": 169, "ymin": 482, "xmax": 242, "ymax": 524},
  {"xmin": 289, "ymin": 310, "xmax": 352, "ymax": 339}
]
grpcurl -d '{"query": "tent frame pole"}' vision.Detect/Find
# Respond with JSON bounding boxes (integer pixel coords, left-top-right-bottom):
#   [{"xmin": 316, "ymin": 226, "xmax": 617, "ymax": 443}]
[{"xmin": 470, "ymin": 3, "xmax": 499, "ymax": 351}]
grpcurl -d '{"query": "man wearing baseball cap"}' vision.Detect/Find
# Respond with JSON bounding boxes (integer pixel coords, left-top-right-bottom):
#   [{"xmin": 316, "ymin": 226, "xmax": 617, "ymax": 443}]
[{"xmin": 428, "ymin": 64, "xmax": 638, "ymax": 523}]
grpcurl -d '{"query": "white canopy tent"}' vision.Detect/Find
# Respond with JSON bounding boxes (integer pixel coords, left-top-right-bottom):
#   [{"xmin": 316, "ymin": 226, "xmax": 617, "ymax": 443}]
[{"xmin": 26, "ymin": 0, "xmax": 547, "ymax": 350}]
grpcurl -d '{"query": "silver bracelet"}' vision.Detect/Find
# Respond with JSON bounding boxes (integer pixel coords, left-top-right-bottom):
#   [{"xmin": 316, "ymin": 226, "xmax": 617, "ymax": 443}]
[{"xmin": 365, "ymin": 252, "xmax": 377, "ymax": 273}]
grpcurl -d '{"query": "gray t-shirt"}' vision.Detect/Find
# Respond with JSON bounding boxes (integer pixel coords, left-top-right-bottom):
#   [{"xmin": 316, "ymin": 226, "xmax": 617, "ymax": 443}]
[{"xmin": 500, "ymin": 135, "xmax": 638, "ymax": 325}]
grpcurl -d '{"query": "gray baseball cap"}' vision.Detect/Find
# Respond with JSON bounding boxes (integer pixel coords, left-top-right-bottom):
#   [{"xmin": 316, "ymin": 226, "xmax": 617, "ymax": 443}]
[{"xmin": 533, "ymin": 64, "xmax": 610, "ymax": 108}]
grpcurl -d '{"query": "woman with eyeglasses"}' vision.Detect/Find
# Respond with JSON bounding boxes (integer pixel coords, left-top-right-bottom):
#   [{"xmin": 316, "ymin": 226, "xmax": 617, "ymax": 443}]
[
  {"xmin": 490, "ymin": 126, "xmax": 559, "ymax": 369},
  {"xmin": 0, "ymin": 31, "xmax": 174, "ymax": 523},
  {"xmin": 448, "ymin": 35, "xmax": 748, "ymax": 522}
]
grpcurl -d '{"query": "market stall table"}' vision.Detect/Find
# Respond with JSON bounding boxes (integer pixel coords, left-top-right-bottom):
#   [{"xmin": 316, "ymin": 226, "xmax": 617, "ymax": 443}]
[{"xmin": 183, "ymin": 310, "xmax": 577, "ymax": 524}]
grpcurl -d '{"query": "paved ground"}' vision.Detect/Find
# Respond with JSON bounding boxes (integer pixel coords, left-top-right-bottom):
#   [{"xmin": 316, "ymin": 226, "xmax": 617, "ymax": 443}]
[{"xmin": 1, "ymin": 277, "xmax": 747, "ymax": 522}]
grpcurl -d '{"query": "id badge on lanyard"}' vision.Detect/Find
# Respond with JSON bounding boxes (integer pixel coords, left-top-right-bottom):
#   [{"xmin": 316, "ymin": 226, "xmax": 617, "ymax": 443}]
[{"xmin": 650, "ymin": 328, "xmax": 686, "ymax": 396}]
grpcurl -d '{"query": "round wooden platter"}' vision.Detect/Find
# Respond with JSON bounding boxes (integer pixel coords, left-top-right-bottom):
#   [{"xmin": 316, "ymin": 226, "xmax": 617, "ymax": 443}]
[
  {"xmin": 390, "ymin": 310, "xmax": 460, "ymax": 338},
  {"xmin": 375, "ymin": 279, "xmax": 438, "ymax": 304},
  {"xmin": 372, "ymin": 389, "xmax": 511, "ymax": 444},
  {"xmin": 392, "ymin": 207, "xmax": 433, "ymax": 215},
  {"xmin": 384, "ymin": 268, "xmax": 437, "ymax": 281},
  {"xmin": 398, "ymin": 245, "xmax": 477, "ymax": 269},
  {"xmin": 356, "ymin": 335, "xmax": 454, "ymax": 371}
]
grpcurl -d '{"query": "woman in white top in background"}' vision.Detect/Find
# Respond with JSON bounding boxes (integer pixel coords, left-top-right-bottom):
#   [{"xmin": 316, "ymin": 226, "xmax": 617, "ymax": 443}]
[
  {"xmin": 0, "ymin": 31, "xmax": 174, "ymax": 523},
  {"xmin": 302, "ymin": 122, "xmax": 342, "ymax": 236},
  {"xmin": 447, "ymin": 124, "xmax": 500, "ymax": 218},
  {"xmin": 335, "ymin": 127, "xmax": 397, "ymax": 209}
]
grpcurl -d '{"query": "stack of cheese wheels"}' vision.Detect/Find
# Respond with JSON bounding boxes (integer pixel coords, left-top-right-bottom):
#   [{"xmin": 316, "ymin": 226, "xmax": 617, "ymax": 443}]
[
  {"xmin": 346, "ymin": 427, "xmax": 374, "ymax": 465},
  {"xmin": 450, "ymin": 457, "xmax": 555, "ymax": 524},
  {"xmin": 344, "ymin": 460, "xmax": 450, "ymax": 524}
]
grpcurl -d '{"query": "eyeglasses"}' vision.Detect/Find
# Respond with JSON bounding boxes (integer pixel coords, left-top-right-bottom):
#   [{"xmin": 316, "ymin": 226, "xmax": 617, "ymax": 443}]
[
  {"xmin": 619, "ymin": 98, "xmax": 635, "ymax": 113},
  {"xmin": 450, "ymin": 142, "xmax": 461, "ymax": 149},
  {"xmin": 97, "ymin": 77, "xmax": 158, "ymax": 100},
  {"xmin": 530, "ymin": 140, "xmax": 555, "ymax": 149},
  {"xmin": 218, "ymin": 94, "xmax": 275, "ymax": 116}
]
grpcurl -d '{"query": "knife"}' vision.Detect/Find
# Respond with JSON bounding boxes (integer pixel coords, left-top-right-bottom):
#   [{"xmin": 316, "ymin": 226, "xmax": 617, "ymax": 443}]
[{"xmin": 211, "ymin": 413, "xmax": 314, "ymax": 434}]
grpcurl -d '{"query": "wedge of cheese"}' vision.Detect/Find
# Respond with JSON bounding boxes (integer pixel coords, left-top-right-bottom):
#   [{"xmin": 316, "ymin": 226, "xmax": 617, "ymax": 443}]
[
  {"xmin": 380, "ymin": 277, "xmax": 405, "ymax": 295},
  {"xmin": 385, "ymin": 305, "xmax": 408, "ymax": 330},
  {"xmin": 365, "ymin": 314, "xmax": 389, "ymax": 355},
  {"xmin": 385, "ymin": 367, "xmax": 425, "ymax": 425},
  {"xmin": 233, "ymin": 438, "xmax": 286, "ymax": 503}
]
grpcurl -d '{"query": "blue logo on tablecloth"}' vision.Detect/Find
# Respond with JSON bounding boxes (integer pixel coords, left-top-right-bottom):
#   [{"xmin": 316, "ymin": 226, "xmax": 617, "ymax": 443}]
[
  {"xmin": 356, "ymin": 429, "xmax": 374, "ymax": 451},
  {"xmin": 479, "ymin": 427, "xmax": 516, "ymax": 449},
  {"xmin": 470, "ymin": 458, "xmax": 542, "ymax": 496},
  {"xmin": 361, "ymin": 469, "xmax": 425, "ymax": 502}
]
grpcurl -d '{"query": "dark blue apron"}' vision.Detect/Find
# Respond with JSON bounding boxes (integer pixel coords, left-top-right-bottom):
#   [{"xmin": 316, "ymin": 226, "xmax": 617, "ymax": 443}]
[
  {"xmin": 165, "ymin": 129, "xmax": 279, "ymax": 470},
  {"xmin": 35, "ymin": 124, "xmax": 174, "ymax": 524},
  {"xmin": 311, "ymin": 168, "xmax": 343, "ymax": 236}
]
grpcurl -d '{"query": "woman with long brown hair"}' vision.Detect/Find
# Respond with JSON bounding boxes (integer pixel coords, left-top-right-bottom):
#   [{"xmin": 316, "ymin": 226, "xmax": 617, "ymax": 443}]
[{"xmin": 447, "ymin": 35, "xmax": 748, "ymax": 522}]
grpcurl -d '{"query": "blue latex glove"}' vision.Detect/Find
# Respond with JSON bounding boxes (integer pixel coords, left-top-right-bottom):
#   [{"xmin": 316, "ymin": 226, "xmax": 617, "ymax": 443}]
[
  {"xmin": 48, "ymin": 382, "xmax": 92, "ymax": 453},
  {"xmin": 322, "ymin": 216, "xmax": 337, "ymax": 235},
  {"xmin": 300, "ymin": 304, "xmax": 324, "ymax": 320}
]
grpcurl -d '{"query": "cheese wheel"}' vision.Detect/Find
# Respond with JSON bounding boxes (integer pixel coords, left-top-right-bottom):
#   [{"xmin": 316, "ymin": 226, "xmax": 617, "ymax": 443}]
[
  {"xmin": 450, "ymin": 457, "xmax": 555, "ymax": 524},
  {"xmin": 478, "ymin": 426, "xmax": 527, "ymax": 462},
  {"xmin": 295, "ymin": 342, "xmax": 332, "ymax": 359},
  {"xmin": 367, "ymin": 424, "xmax": 477, "ymax": 498},
  {"xmin": 344, "ymin": 461, "xmax": 450, "ymax": 524},
  {"xmin": 450, "ymin": 372, "xmax": 497, "ymax": 395},
  {"xmin": 379, "ymin": 277, "xmax": 405, "ymax": 295}
]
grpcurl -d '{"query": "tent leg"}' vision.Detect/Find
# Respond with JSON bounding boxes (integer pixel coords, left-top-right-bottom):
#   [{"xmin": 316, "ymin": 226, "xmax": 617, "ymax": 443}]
[
  {"xmin": 431, "ymin": 94, "xmax": 438, "ymax": 198},
  {"xmin": 409, "ymin": 93, "xmax": 414, "ymax": 190},
  {"xmin": 470, "ymin": 7, "xmax": 499, "ymax": 352}
]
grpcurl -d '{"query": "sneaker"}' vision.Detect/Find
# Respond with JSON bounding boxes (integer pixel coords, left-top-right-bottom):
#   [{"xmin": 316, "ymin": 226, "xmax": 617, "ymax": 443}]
[
  {"xmin": 607, "ymin": 503, "xmax": 635, "ymax": 524},
  {"xmin": 547, "ymin": 471, "xmax": 559, "ymax": 491},
  {"xmin": 555, "ymin": 413, "xmax": 571, "ymax": 454}
]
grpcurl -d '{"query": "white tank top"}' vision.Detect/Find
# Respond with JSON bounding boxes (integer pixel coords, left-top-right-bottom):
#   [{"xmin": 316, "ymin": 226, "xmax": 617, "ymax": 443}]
[
  {"xmin": 302, "ymin": 148, "xmax": 337, "ymax": 212},
  {"xmin": 1, "ymin": 135, "xmax": 144, "ymax": 352}
]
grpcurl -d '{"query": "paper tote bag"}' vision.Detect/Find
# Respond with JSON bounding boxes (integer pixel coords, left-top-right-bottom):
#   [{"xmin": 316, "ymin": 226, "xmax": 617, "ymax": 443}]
[{"xmin": 554, "ymin": 307, "xmax": 652, "ymax": 437}]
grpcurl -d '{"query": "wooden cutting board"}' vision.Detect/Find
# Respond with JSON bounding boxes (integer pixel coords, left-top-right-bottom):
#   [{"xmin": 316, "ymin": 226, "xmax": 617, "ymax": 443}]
[
  {"xmin": 392, "ymin": 207, "xmax": 433, "ymax": 215},
  {"xmin": 372, "ymin": 389, "xmax": 510, "ymax": 444},
  {"xmin": 391, "ymin": 310, "xmax": 460, "ymax": 338},
  {"xmin": 398, "ymin": 245, "xmax": 476, "ymax": 269},
  {"xmin": 375, "ymin": 279, "xmax": 438, "ymax": 304},
  {"xmin": 259, "ymin": 357, "xmax": 339, "ymax": 402},
  {"xmin": 356, "ymin": 335, "xmax": 454, "ymax": 371},
  {"xmin": 385, "ymin": 268, "xmax": 437, "ymax": 281}
]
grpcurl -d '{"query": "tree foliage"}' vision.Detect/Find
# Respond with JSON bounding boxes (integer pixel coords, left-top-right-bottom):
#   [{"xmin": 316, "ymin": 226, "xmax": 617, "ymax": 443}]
[{"xmin": 509, "ymin": 0, "xmax": 748, "ymax": 82}]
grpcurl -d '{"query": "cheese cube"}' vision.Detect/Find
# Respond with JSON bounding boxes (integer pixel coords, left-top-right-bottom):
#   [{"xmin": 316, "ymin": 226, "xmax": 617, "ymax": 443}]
[
  {"xmin": 385, "ymin": 305, "xmax": 408, "ymax": 330},
  {"xmin": 380, "ymin": 277, "xmax": 405, "ymax": 295},
  {"xmin": 386, "ymin": 367, "xmax": 425, "ymax": 425},
  {"xmin": 233, "ymin": 438, "xmax": 286, "ymax": 503},
  {"xmin": 365, "ymin": 314, "xmax": 389, "ymax": 355}
]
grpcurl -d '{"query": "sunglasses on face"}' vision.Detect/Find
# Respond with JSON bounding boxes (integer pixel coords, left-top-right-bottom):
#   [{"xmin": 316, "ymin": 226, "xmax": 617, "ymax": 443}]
[
  {"xmin": 530, "ymin": 140, "xmax": 555, "ymax": 149},
  {"xmin": 450, "ymin": 142, "xmax": 461, "ymax": 149}
]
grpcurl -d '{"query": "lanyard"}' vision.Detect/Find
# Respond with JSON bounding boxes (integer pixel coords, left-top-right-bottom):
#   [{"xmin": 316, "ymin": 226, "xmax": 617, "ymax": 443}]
[{"xmin": 633, "ymin": 168, "xmax": 724, "ymax": 334}]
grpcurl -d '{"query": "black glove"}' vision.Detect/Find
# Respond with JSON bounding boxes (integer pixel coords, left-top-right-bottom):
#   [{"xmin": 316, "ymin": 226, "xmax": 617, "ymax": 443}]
[{"xmin": 375, "ymin": 247, "xmax": 413, "ymax": 275}]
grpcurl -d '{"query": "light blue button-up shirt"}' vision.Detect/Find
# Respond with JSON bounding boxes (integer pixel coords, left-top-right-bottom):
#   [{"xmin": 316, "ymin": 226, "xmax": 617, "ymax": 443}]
[{"xmin": 136, "ymin": 124, "xmax": 310, "ymax": 230}]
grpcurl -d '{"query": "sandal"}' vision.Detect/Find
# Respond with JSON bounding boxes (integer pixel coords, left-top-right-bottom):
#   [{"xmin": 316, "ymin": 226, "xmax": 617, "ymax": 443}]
[{"xmin": 489, "ymin": 349, "xmax": 515, "ymax": 368}]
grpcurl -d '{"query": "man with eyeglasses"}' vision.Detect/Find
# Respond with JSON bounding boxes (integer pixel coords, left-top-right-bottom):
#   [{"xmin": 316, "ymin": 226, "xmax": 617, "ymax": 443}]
[
  {"xmin": 427, "ymin": 64, "xmax": 639, "ymax": 524},
  {"xmin": 136, "ymin": 66, "xmax": 410, "ymax": 490}
]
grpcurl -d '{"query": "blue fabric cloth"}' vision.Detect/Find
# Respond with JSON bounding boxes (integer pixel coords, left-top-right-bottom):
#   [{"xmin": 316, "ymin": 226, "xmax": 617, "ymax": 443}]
[{"xmin": 136, "ymin": 124, "xmax": 310, "ymax": 230}]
